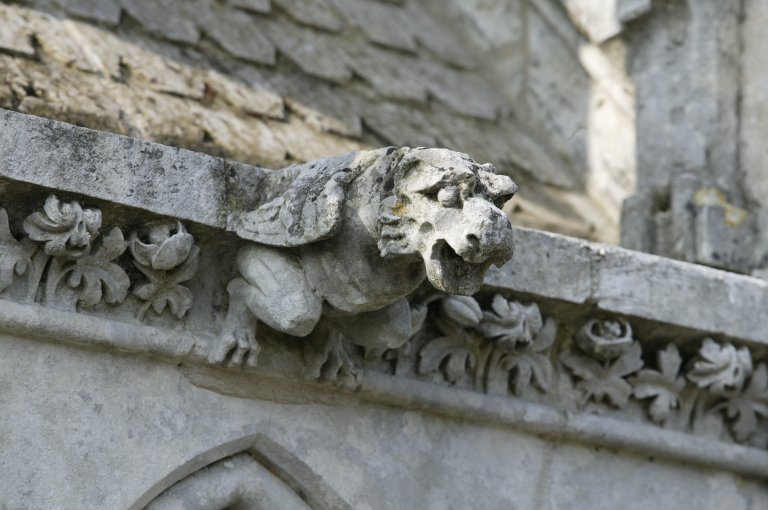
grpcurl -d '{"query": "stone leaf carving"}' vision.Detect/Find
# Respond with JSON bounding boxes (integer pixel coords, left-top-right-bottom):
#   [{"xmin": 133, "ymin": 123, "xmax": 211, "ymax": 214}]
[
  {"xmin": 23, "ymin": 194, "xmax": 101, "ymax": 257},
  {"xmin": 417, "ymin": 294, "xmax": 555, "ymax": 397},
  {"xmin": 687, "ymin": 338, "xmax": 752, "ymax": 392},
  {"xmin": 213, "ymin": 147, "xmax": 517, "ymax": 368},
  {"xmin": 130, "ymin": 220, "xmax": 200, "ymax": 320},
  {"xmin": 718, "ymin": 363, "xmax": 768, "ymax": 442},
  {"xmin": 562, "ymin": 322, "xmax": 643, "ymax": 408},
  {"xmin": 477, "ymin": 295, "xmax": 554, "ymax": 397},
  {"xmin": 418, "ymin": 311, "xmax": 480, "ymax": 385},
  {"xmin": 0, "ymin": 208, "xmax": 30, "ymax": 292},
  {"xmin": 21, "ymin": 195, "xmax": 129, "ymax": 309},
  {"xmin": 630, "ymin": 343, "xmax": 686, "ymax": 423},
  {"xmin": 46, "ymin": 227, "xmax": 129, "ymax": 308}
]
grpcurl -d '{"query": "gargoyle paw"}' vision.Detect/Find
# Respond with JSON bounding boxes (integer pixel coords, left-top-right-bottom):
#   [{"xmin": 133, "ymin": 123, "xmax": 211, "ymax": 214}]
[{"xmin": 208, "ymin": 329, "xmax": 260, "ymax": 368}]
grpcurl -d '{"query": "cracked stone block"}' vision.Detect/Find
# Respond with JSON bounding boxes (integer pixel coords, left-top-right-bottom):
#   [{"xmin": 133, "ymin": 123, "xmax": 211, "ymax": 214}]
[
  {"xmin": 203, "ymin": 6, "xmax": 277, "ymax": 66},
  {"xmin": 328, "ymin": 0, "xmax": 416, "ymax": 52},
  {"xmin": 55, "ymin": 0, "xmax": 122, "ymax": 25},
  {"xmin": 0, "ymin": 4, "xmax": 36, "ymax": 58},
  {"xmin": 121, "ymin": 0, "xmax": 201, "ymax": 44},
  {"xmin": 263, "ymin": 17, "xmax": 352, "ymax": 83},
  {"xmin": 272, "ymin": 0, "xmax": 343, "ymax": 32}
]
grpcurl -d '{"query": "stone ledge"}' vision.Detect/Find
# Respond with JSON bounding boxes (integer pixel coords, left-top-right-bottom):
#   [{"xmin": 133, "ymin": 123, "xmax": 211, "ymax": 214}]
[{"xmin": 2, "ymin": 297, "xmax": 766, "ymax": 481}]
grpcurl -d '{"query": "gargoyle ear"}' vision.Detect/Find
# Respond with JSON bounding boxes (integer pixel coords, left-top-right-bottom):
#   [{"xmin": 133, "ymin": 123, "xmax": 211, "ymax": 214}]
[{"xmin": 477, "ymin": 167, "xmax": 518, "ymax": 208}]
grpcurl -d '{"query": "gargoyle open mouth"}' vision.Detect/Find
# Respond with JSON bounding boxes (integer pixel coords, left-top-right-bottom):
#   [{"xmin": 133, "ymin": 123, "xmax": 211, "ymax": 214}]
[{"xmin": 424, "ymin": 240, "xmax": 488, "ymax": 295}]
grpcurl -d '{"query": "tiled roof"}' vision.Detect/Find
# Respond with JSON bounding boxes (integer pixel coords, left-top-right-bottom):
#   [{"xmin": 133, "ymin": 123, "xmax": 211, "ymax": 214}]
[{"xmin": 0, "ymin": 0, "xmax": 604, "ymax": 240}]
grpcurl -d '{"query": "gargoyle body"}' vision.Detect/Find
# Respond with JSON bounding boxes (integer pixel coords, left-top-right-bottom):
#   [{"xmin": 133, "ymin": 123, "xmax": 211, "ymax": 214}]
[{"xmin": 209, "ymin": 147, "xmax": 517, "ymax": 368}]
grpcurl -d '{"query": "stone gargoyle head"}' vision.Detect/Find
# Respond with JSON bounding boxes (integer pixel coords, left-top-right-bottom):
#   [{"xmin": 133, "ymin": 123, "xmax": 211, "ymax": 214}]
[
  {"xmin": 236, "ymin": 146, "xmax": 516, "ymax": 298},
  {"xmin": 376, "ymin": 148, "xmax": 517, "ymax": 295}
]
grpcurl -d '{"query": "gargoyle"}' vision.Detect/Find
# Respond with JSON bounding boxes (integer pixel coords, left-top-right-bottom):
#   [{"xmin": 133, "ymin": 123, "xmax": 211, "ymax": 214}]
[{"xmin": 209, "ymin": 147, "xmax": 517, "ymax": 369}]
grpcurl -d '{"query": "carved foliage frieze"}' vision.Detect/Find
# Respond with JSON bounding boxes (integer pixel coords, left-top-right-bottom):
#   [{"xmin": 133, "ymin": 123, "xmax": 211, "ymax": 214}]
[
  {"xmin": 356, "ymin": 293, "xmax": 768, "ymax": 450},
  {"xmin": 0, "ymin": 195, "xmax": 199, "ymax": 319}
]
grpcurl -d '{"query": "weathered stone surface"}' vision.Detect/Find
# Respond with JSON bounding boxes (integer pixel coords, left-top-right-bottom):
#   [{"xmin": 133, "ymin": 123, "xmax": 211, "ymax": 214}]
[
  {"xmin": 0, "ymin": 4, "xmax": 36, "ymax": 57},
  {"xmin": 204, "ymin": 69, "xmax": 285, "ymax": 120},
  {"xmin": 0, "ymin": 108, "xmax": 243, "ymax": 228}
]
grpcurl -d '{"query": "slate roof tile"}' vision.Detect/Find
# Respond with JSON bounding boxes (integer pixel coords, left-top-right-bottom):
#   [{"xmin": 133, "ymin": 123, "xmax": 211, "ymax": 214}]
[
  {"xmin": 263, "ymin": 16, "xmax": 352, "ymax": 82},
  {"xmin": 328, "ymin": 0, "xmax": 416, "ymax": 52},
  {"xmin": 251, "ymin": 68, "xmax": 363, "ymax": 137},
  {"xmin": 403, "ymin": 1, "xmax": 476, "ymax": 69},
  {"xmin": 228, "ymin": 0, "xmax": 271, "ymax": 14},
  {"xmin": 418, "ymin": 59, "xmax": 504, "ymax": 120},
  {"xmin": 120, "ymin": 0, "xmax": 201, "ymax": 44},
  {"xmin": 359, "ymin": 101, "xmax": 439, "ymax": 147},
  {"xmin": 346, "ymin": 45, "xmax": 428, "ymax": 102},
  {"xmin": 203, "ymin": 5, "xmax": 276, "ymax": 65},
  {"xmin": 0, "ymin": 4, "xmax": 36, "ymax": 57},
  {"xmin": 55, "ymin": 0, "xmax": 122, "ymax": 26},
  {"xmin": 272, "ymin": 0, "xmax": 343, "ymax": 32}
]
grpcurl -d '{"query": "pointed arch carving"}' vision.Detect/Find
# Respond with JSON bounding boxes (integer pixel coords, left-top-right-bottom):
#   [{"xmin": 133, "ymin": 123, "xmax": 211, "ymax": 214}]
[{"xmin": 130, "ymin": 433, "xmax": 351, "ymax": 510}]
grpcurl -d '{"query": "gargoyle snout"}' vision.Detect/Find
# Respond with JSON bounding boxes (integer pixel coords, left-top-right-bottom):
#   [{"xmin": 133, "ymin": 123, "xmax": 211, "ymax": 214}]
[{"xmin": 441, "ymin": 198, "xmax": 513, "ymax": 266}]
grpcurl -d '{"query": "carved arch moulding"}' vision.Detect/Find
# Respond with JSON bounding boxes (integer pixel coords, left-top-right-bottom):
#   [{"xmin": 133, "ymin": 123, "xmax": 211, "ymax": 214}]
[
  {"xmin": 132, "ymin": 434, "xmax": 351, "ymax": 510},
  {"xmin": 0, "ymin": 113, "xmax": 767, "ymax": 480}
]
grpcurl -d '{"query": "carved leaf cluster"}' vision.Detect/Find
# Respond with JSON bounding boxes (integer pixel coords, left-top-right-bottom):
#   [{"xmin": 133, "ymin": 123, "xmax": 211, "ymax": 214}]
[
  {"xmin": 129, "ymin": 220, "xmax": 200, "ymax": 320},
  {"xmin": 0, "ymin": 196, "xmax": 198, "ymax": 320},
  {"xmin": 416, "ymin": 294, "xmax": 555, "ymax": 396},
  {"xmin": 562, "ymin": 341, "xmax": 644, "ymax": 408},
  {"xmin": 0, "ymin": 209, "xmax": 30, "ymax": 292},
  {"xmin": 64, "ymin": 227, "xmax": 130, "ymax": 307},
  {"xmin": 630, "ymin": 344, "xmax": 685, "ymax": 422}
]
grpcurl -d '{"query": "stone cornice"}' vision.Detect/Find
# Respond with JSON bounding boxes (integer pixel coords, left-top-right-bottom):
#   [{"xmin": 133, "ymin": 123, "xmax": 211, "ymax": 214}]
[{"xmin": 1, "ymin": 108, "xmax": 767, "ymax": 481}]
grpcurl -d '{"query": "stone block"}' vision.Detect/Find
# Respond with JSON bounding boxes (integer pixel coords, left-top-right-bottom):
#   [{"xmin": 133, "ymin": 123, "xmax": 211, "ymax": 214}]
[
  {"xmin": 203, "ymin": 6, "xmax": 277, "ymax": 65},
  {"xmin": 328, "ymin": 0, "xmax": 416, "ymax": 52}
]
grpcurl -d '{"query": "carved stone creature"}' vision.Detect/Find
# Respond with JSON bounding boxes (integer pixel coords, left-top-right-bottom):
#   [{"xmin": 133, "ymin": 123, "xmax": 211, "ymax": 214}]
[{"xmin": 209, "ymin": 147, "xmax": 517, "ymax": 367}]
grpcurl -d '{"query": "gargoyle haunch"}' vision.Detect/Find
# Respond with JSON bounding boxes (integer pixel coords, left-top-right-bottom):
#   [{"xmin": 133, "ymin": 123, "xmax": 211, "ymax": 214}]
[{"xmin": 209, "ymin": 147, "xmax": 517, "ymax": 366}]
